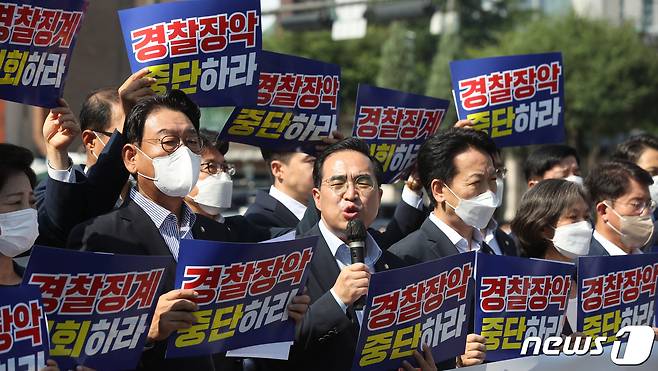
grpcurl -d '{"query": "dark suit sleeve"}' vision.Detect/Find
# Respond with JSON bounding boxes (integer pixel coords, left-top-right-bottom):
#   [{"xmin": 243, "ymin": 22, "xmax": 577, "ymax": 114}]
[
  {"xmin": 36, "ymin": 131, "xmax": 128, "ymax": 248},
  {"xmin": 36, "ymin": 177, "xmax": 88, "ymax": 247},
  {"xmin": 388, "ymin": 244, "xmax": 422, "ymax": 267},
  {"xmin": 296, "ymin": 203, "xmax": 320, "ymax": 236},
  {"xmin": 296, "ymin": 290, "xmax": 352, "ymax": 349},
  {"xmin": 374, "ymin": 200, "xmax": 425, "ymax": 249},
  {"xmin": 84, "ymin": 131, "xmax": 129, "ymax": 213}
]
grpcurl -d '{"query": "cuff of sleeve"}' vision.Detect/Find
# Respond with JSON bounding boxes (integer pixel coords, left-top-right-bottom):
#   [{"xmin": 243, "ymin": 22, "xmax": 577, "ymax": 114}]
[
  {"xmin": 402, "ymin": 185, "xmax": 423, "ymax": 210},
  {"xmin": 329, "ymin": 288, "xmax": 348, "ymax": 314},
  {"xmin": 47, "ymin": 159, "xmax": 73, "ymax": 183}
]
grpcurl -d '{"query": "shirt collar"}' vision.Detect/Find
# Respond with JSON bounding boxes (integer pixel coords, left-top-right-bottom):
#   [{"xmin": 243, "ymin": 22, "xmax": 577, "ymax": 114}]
[
  {"xmin": 130, "ymin": 187, "xmax": 196, "ymax": 230},
  {"xmin": 269, "ymin": 185, "xmax": 307, "ymax": 220},
  {"xmin": 593, "ymin": 230, "xmax": 643, "ymax": 255},
  {"xmin": 318, "ymin": 219, "xmax": 382, "ymax": 269},
  {"xmin": 429, "ymin": 212, "xmax": 484, "ymax": 253}
]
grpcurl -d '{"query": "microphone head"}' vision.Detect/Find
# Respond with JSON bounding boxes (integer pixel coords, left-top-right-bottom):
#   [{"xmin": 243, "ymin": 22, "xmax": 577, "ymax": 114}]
[{"xmin": 346, "ymin": 219, "xmax": 367, "ymax": 243}]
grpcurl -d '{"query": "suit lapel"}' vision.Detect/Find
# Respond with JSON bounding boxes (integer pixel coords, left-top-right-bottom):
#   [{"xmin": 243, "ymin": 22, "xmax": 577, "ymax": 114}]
[
  {"xmin": 307, "ymin": 225, "xmax": 342, "ymax": 294},
  {"xmin": 421, "ymin": 218, "xmax": 460, "ymax": 258},
  {"xmin": 256, "ymin": 191, "xmax": 299, "ymax": 227}
]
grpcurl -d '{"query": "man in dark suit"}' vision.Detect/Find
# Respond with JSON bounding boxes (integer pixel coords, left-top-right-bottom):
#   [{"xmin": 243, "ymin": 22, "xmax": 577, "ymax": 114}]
[
  {"xmin": 523, "ymin": 144, "xmax": 582, "ymax": 188},
  {"xmin": 35, "ymin": 70, "xmax": 156, "ymax": 247},
  {"xmin": 611, "ymin": 134, "xmax": 658, "ymax": 252},
  {"xmin": 184, "ymin": 129, "xmax": 291, "ymax": 242},
  {"xmin": 67, "ymin": 90, "xmax": 309, "ymax": 371},
  {"xmin": 288, "ymin": 138, "xmax": 435, "ymax": 371},
  {"xmin": 246, "ymin": 148, "xmax": 426, "ymax": 248},
  {"xmin": 390, "ymin": 128, "xmax": 508, "ymax": 367},
  {"xmin": 585, "ymin": 160, "xmax": 655, "ymax": 256}
]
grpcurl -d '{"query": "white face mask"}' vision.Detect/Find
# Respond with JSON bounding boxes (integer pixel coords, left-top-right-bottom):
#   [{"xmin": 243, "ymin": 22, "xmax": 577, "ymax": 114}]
[
  {"xmin": 137, "ymin": 145, "xmax": 201, "ymax": 197},
  {"xmin": 649, "ymin": 176, "xmax": 658, "ymax": 205},
  {"xmin": 0, "ymin": 209, "xmax": 39, "ymax": 258},
  {"xmin": 495, "ymin": 177, "xmax": 504, "ymax": 207},
  {"xmin": 564, "ymin": 175, "xmax": 583, "ymax": 186},
  {"xmin": 192, "ymin": 172, "xmax": 233, "ymax": 215},
  {"xmin": 90, "ymin": 131, "xmax": 107, "ymax": 160},
  {"xmin": 604, "ymin": 202, "xmax": 655, "ymax": 250},
  {"xmin": 445, "ymin": 185, "xmax": 498, "ymax": 229},
  {"xmin": 551, "ymin": 220, "xmax": 592, "ymax": 260}
]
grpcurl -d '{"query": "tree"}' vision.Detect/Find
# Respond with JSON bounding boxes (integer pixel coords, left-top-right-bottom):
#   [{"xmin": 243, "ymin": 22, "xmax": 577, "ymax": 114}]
[
  {"xmin": 376, "ymin": 21, "xmax": 419, "ymax": 93},
  {"xmin": 425, "ymin": 30, "xmax": 462, "ymax": 126},
  {"xmin": 472, "ymin": 13, "xmax": 658, "ymax": 167}
]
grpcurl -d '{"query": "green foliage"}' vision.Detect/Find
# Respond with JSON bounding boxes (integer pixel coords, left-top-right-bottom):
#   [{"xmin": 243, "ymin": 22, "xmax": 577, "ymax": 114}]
[
  {"xmin": 376, "ymin": 21, "xmax": 419, "ymax": 93},
  {"xmin": 472, "ymin": 13, "xmax": 658, "ymax": 154}
]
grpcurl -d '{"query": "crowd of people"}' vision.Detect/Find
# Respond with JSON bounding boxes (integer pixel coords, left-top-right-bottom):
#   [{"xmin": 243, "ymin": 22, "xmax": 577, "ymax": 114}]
[{"xmin": 1, "ymin": 70, "xmax": 658, "ymax": 371}]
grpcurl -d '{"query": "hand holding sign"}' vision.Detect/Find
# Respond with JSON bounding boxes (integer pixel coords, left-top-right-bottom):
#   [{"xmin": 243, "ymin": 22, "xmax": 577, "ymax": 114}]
[
  {"xmin": 458, "ymin": 334, "xmax": 487, "ymax": 367},
  {"xmin": 148, "ymin": 289, "xmax": 200, "ymax": 342},
  {"xmin": 43, "ymin": 98, "xmax": 80, "ymax": 170},
  {"xmin": 119, "ymin": 67, "xmax": 156, "ymax": 120},
  {"xmin": 286, "ymin": 290, "xmax": 311, "ymax": 324},
  {"xmin": 332, "ymin": 262, "xmax": 371, "ymax": 307},
  {"xmin": 400, "ymin": 344, "xmax": 438, "ymax": 371}
]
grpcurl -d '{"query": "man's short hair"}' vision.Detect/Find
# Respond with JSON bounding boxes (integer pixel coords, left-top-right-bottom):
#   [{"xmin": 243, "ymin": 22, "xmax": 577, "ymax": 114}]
[
  {"xmin": 312, "ymin": 138, "xmax": 383, "ymax": 188},
  {"xmin": 199, "ymin": 129, "xmax": 228, "ymax": 155},
  {"xmin": 612, "ymin": 134, "xmax": 658, "ymax": 163},
  {"xmin": 261, "ymin": 148, "xmax": 296, "ymax": 181},
  {"xmin": 523, "ymin": 144, "xmax": 580, "ymax": 181},
  {"xmin": 124, "ymin": 89, "xmax": 200, "ymax": 145},
  {"xmin": 79, "ymin": 87, "xmax": 120, "ymax": 132},
  {"xmin": 0, "ymin": 143, "xmax": 36, "ymax": 190},
  {"xmin": 417, "ymin": 127, "xmax": 497, "ymax": 208},
  {"xmin": 585, "ymin": 160, "xmax": 653, "ymax": 204}
]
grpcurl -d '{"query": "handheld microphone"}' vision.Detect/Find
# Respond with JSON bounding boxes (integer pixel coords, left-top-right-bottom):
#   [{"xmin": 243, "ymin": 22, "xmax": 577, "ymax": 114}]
[{"xmin": 346, "ymin": 219, "xmax": 367, "ymax": 310}]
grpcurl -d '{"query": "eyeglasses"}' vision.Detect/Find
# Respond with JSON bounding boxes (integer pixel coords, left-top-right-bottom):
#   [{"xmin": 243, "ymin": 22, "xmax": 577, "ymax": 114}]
[
  {"xmin": 93, "ymin": 130, "xmax": 114, "ymax": 137},
  {"xmin": 201, "ymin": 161, "xmax": 236, "ymax": 176},
  {"xmin": 495, "ymin": 167, "xmax": 508, "ymax": 179},
  {"xmin": 143, "ymin": 135, "xmax": 204, "ymax": 154},
  {"xmin": 322, "ymin": 174, "xmax": 376, "ymax": 197},
  {"xmin": 609, "ymin": 199, "xmax": 657, "ymax": 216}
]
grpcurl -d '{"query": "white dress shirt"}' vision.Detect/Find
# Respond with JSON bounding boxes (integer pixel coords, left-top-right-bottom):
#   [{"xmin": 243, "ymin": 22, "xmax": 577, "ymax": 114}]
[
  {"xmin": 593, "ymin": 230, "xmax": 643, "ymax": 255},
  {"xmin": 269, "ymin": 185, "xmax": 308, "ymax": 221},
  {"xmin": 428, "ymin": 212, "xmax": 484, "ymax": 253},
  {"xmin": 319, "ymin": 219, "xmax": 382, "ymax": 325}
]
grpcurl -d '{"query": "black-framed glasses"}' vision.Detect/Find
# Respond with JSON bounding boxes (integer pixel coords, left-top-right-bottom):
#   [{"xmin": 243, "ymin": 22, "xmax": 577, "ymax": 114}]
[
  {"xmin": 201, "ymin": 161, "xmax": 236, "ymax": 176},
  {"xmin": 321, "ymin": 174, "xmax": 376, "ymax": 197},
  {"xmin": 143, "ymin": 135, "xmax": 204, "ymax": 154},
  {"xmin": 609, "ymin": 199, "xmax": 657, "ymax": 216},
  {"xmin": 93, "ymin": 130, "xmax": 114, "ymax": 137}
]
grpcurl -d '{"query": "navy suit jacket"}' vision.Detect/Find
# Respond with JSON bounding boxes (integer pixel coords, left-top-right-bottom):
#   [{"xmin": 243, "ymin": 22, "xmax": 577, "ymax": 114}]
[
  {"xmin": 244, "ymin": 190, "xmax": 300, "ymax": 229},
  {"xmin": 65, "ymin": 197, "xmax": 292, "ymax": 371},
  {"xmin": 389, "ymin": 217, "xmax": 502, "ymax": 369},
  {"xmin": 35, "ymin": 131, "xmax": 128, "ymax": 248},
  {"xmin": 587, "ymin": 235, "xmax": 611, "ymax": 256},
  {"xmin": 286, "ymin": 224, "xmax": 403, "ymax": 371},
  {"xmin": 493, "ymin": 228, "xmax": 519, "ymax": 257}
]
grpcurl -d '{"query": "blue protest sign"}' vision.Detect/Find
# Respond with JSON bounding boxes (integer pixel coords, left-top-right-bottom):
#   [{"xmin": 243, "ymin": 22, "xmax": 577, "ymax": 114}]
[
  {"xmin": 22, "ymin": 246, "xmax": 170, "ymax": 371},
  {"xmin": 219, "ymin": 50, "xmax": 340, "ymax": 153},
  {"xmin": 577, "ymin": 253, "xmax": 658, "ymax": 345},
  {"xmin": 166, "ymin": 236, "xmax": 318, "ymax": 358},
  {"xmin": 352, "ymin": 251, "xmax": 475, "ymax": 371},
  {"xmin": 450, "ymin": 52, "xmax": 565, "ymax": 147},
  {"xmin": 352, "ymin": 84, "xmax": 449, "ymax": 183},
  {"xmin": 0, "ymin": 0, "xmax": 87, "ymax": 108},
  {"xmin": 475, "ymin": 254, "xmax": 575, "ymax": 362},
  {"xmin": 0, "ymin": 285, "xmax": 49, "ymax": 370},
  {"xmin": 118, "ymin": 0, "xmax": 261, "ymax": 107}
]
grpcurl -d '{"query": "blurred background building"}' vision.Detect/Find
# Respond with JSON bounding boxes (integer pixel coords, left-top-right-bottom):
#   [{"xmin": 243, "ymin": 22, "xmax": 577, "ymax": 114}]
[{"xmin": 2, "ymin": 0, "xmax": 657, "ymax": 224}]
